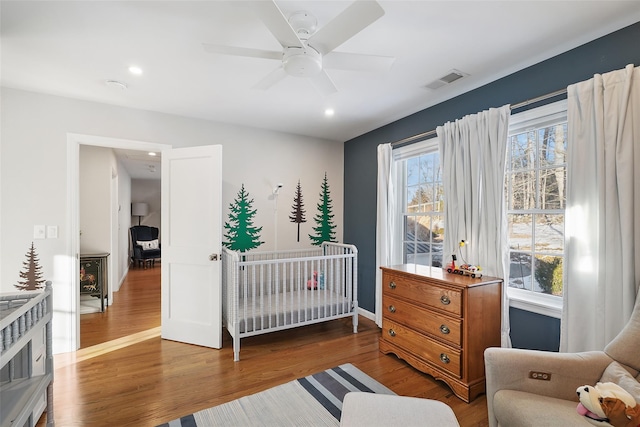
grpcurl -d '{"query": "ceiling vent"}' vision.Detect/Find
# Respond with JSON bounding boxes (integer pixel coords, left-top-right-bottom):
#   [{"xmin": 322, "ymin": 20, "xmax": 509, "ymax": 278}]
[{"xmin": 423, "ymin": 69, "xmax": 468, "ymax": 90}]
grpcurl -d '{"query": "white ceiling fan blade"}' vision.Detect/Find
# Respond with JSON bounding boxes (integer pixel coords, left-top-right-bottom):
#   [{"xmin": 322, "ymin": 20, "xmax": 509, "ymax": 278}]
[
  {"xmin": 250, "ymin": 1, "xmax": 303, "ymax": 49},
  {"xmin": 323, "ymin": 52, "xmax": 395, "ymax": 73},
  {"xmin": 252, "ymin": 67, "xmax": 288, "ymax": 91},
  {"xmin": 310, "ymin": 70, "xmax": 338, "ymax": 96},
  {"xmin": 308, "ymin": 1, "xmax": 385, "ymax": 54},
  {"xmin": 203, "ymin": 43, "xmax": 282, "ymax": 61}
]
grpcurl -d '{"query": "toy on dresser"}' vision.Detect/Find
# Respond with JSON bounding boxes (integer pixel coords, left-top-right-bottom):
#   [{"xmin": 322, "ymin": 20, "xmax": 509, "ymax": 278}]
[{"xmin": 445, "ymin": 240, "xmax": 483, "ymax": 278}]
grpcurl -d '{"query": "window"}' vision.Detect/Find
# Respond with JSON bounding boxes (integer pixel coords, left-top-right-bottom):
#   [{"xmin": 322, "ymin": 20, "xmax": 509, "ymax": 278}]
[
  {"xmin": 396, "ymin": 140, "xmax": 443, "ymax": 267},
  {"xmin": 505, "ymin": 100, "xmax": 567, "ymax": 314}
]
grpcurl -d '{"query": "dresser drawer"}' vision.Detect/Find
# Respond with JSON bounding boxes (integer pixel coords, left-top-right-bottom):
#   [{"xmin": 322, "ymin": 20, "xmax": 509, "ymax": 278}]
[
  {"xmin": 384, "ymin": 274, "xmax": 462, "ymax": 316},
  {"xmin": 383, "ymin": 295, "xmax": 462, "ymax": 347},
  {"xmin": 382, "ymin": 319, "xmax": 462, "ymax": 378}
]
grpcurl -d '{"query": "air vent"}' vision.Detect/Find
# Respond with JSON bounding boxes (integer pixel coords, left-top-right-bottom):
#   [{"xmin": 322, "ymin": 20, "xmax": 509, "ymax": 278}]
[{"xmin": 424, "ymin": 69, "xmax": 468, "ymax": 90}]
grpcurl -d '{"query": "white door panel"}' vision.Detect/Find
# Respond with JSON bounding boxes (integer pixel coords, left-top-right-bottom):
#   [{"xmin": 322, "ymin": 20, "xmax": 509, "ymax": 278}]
[{"xmin": 161, "ymin": 145, "xmax": 222, "ymax": 348}]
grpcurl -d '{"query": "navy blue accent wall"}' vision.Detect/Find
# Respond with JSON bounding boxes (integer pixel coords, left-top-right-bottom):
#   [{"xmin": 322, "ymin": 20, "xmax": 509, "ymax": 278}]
[
  {"xmin": 344, "ymin": 22, "xmax": 640, "ymax": 348},
  {"xmin": 509, "ymin": 308, "xmax": 560, "ymax": 351}
]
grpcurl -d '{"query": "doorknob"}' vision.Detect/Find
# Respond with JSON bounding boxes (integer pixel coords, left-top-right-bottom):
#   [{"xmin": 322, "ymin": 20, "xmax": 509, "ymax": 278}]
[{"xmin": 209, "ymin": 254, "xmax": 219, "ymax": 261}]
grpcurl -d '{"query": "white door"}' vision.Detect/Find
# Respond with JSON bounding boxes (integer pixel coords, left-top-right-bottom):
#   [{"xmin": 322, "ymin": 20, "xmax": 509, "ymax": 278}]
[{"xmin": 161, "ymin": 145, "xmax": 222, "ymax": 348}]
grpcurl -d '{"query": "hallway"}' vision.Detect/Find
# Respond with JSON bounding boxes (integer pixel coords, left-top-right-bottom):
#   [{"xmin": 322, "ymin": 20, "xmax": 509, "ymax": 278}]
[{"xmin": 80, "ymin": 266, "xmax": 160, "ymax": 348}]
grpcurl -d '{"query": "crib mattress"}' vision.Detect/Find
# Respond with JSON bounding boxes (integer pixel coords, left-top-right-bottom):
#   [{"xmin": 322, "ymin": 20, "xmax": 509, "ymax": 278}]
[{"xmin": 233, "ymin": 289, "xmax": 352, "ymax": 334}]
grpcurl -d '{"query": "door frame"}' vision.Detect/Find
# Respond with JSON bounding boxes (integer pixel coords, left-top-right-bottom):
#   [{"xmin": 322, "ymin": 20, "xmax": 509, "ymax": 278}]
[{"xmin": 67, "ymin": 133, "xmax": 171, "ymax": 351}]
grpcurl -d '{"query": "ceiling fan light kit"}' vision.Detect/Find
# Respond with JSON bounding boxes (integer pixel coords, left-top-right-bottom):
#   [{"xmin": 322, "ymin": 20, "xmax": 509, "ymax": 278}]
[{"xmin": 203, "ymin": 0, "xmax": 393, "ymax": 95}]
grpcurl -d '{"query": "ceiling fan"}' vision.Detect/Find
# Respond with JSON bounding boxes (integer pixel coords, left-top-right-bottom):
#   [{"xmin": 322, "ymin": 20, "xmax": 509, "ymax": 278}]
[{"xmin": 203, "ymin": 0, "xmax": 395, "ymax": 95}]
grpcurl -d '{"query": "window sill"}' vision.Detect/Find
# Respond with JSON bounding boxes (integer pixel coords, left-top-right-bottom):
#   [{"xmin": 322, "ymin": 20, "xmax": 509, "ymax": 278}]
[{"xmin": 507, "ymin": 288, "xmax": 562, "ymax": 319}]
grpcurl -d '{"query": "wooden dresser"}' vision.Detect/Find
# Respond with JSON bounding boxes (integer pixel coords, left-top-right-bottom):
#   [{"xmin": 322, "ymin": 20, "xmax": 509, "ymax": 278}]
[{"xmin": 379, "ymin": 264, "xmax": 502, "ymax": 402}]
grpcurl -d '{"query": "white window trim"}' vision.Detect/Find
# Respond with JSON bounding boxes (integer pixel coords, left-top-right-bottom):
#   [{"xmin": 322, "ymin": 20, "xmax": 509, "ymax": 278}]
[
  {"xmin": 506, "ymin": 99, "xmax": 567, "ymax": 318},
  {"xmin": 508, "ymin": 288, "xmax": 563, "ymax": 318},
  {"xmin": 393, "ymin": 138, "xmax": 441, "ymax": 266},
  {"xmin": 393, "ymin": 137, "xmax": 439, "ymax": 161}
]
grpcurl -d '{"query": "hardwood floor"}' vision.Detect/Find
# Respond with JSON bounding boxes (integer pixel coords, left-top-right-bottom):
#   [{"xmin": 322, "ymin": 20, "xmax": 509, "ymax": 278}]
[{"xmin": 38, "ymin": 266, "xmax": 489, "ymax": 426}]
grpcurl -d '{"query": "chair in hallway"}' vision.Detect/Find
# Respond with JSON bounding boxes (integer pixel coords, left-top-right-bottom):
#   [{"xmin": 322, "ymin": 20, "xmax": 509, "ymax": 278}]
[{"xmin": 130, "ymin": 225, "xmax": 161, "ymax": 268}]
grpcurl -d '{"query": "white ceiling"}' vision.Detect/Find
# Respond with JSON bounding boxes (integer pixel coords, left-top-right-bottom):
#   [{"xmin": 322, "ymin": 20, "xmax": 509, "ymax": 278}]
[{"xmin": 2, "ymin": 1, "xmax": 640, "ymax": 178}]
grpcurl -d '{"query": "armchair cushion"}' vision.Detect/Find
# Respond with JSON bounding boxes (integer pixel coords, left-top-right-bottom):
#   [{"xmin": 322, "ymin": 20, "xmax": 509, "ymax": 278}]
[
  {"xmin": 137, "ymin": 239, "xmax": 159, "ymax": 250},
  {"xmin": 605, "ymin": 303, "xmax": 640, "ymax": 372},
  {"xmin": 493, "ymin": 390, "xmax": 588, "ymax": 427},
  {"xmin": 600, "ymin": 361, "xmax": 640, "ymax": 402}
]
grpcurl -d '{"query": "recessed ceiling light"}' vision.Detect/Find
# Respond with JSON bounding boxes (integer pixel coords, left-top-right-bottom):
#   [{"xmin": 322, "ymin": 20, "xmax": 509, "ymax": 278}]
[
  {"xmin": 148, "ymin": 152, "xmax": 157, "ymax": 156},
  {"xmin": 324, "ymin": 108, "xmax": 335, "ymax": 117},
  {"xmin": 105, "ymin": 80, "xmax": 128, "ymax": 90},
  {"xmin": 129, "ymin": 66, "xmax": 143, "ymax": 75}
]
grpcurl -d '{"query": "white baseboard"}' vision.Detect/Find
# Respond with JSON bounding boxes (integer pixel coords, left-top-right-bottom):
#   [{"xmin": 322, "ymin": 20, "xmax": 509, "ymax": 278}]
[{"xmin": 357, "ymin": 307, "xmax": 376, "ymax": 323}]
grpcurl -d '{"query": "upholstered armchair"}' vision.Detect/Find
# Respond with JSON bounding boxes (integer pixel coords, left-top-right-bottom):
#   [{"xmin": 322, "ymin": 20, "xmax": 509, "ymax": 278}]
[
  {"xmin": 130, "ymin": 225, "xmax": 161, "ymax": 268},
  {"xmin": 485, "ymin": 299, "xmax": 640, "ymax": 426}
]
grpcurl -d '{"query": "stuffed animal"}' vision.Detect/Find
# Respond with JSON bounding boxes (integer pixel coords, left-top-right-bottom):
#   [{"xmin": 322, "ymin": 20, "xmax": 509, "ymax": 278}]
[
  {"xmin": 576, "ymin": 382, "xmax": 640, "ymax": 427},
  {"xmin": 306, "ymin": 271, "xmax": 325, "ymax": 290}
]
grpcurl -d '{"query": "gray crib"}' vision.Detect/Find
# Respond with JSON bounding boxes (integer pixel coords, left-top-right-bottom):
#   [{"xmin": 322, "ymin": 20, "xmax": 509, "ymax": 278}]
[{"xmin": 222, "ymin": 242, "xmax": 358, "ymax": 361}]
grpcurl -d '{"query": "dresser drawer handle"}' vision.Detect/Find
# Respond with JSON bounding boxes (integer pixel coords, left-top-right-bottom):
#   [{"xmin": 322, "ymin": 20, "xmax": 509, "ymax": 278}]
[
  {"xmin": 440, "ymin": 353, "xmax": 450, "ymax": 364},
  {"xmin": 439, "ymin": 324, "xmax": 450, "ymax": 335},
  {"xmin": 388, "ymin": 305, "xmax": 396, "ymax": 313},
  {"xmin": 388, "ymin": 329, "xmax": 396, "ymax": 337},
  {"xmin": 389, "ymin": 281, "xmax": 397, "ymax": 290},
  {"xmin": 440, "ymin": 295, "xmax": 451, "ymax": 305}
]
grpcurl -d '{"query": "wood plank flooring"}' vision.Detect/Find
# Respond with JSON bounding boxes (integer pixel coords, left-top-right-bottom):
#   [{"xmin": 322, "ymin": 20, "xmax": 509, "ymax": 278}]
[{"xmin": 38, "ymin": 266, "xmax": 489, "ymax": 426}]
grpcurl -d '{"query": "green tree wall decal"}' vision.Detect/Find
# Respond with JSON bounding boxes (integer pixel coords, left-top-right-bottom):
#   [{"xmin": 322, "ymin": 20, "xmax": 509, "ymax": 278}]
[
  {"xmin": 223, "ymin": 184, "xmax": 264, "ymax": 252},
  {"xmin": 309, "ymin": 173, "xmax": 337, "ymax": 246},
  {"xmin": 15, "ymin": 242, "xmax": 46, "ymax": 291},
  {"xmin": 289, "ymin": 179, "xmax": 306, "ymax": 242}
]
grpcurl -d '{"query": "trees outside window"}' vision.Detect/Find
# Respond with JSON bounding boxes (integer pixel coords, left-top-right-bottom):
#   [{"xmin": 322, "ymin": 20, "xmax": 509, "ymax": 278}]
[
  {"xmin": 403, "ymin": 150, "xmax": 444, "ymax": 267},
  {"xmin": 506, "ymin": 114, "xmax": 567, "ymax": 297}
]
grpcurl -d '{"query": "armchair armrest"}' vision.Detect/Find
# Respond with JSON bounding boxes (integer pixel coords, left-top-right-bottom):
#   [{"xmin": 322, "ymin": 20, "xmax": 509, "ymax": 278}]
[
  {"xmin": 485, "ymin": 347, "xmax": 612, "ymax": 400},
  {"xmin": 485, "ymin": 347, "xmax": 612, "ymax": 427}
]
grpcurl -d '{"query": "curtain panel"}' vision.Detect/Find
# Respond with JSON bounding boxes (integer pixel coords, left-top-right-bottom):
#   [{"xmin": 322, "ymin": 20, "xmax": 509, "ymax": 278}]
[
  {"xmin": 437, "ymin": 105, "xmax": 512, "ymax": 347},
  {"xmin": 375, "ymin": 143, "xmax": 398, "ymax": 327},
  {"xmin": 562, "ymin": 64, "xmax": 640, "ymax": 352}
]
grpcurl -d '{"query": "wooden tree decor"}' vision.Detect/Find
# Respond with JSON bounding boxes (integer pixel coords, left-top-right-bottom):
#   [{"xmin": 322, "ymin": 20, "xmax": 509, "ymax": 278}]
[
  {"xmin": 223, "ymin": 184, "xmax": 264, "ymax": 252},
  {"xmin": 309, "ymin": 173, "xmax": 337, "ymax": 246},
  {"xmin": 15, "ymin": 242, "xmax": 46, "ymax": 291},
  {"xmin": 289, "ymin": 179, "xmax": 307, "ymax": 242}
]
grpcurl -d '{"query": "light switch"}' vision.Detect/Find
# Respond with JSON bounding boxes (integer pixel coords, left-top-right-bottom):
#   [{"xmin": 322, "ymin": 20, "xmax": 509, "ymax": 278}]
[
  {"xmin": 34, "ymin": 225, "xmax": 46, "ymax": 239},
  {"xmin": 47, "ymin": 225, "xmax": 58, "ymax": 239}
]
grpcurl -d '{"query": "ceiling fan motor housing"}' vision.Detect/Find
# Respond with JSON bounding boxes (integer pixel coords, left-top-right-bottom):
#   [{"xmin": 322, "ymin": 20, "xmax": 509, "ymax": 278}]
[{"xmin": 283, "ymin": 45, "xmax": 322, "ymax": 77}]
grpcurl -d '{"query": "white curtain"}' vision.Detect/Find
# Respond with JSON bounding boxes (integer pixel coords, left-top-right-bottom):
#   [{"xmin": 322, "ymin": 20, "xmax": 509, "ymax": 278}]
[
  {"xmin": 375, "ymin": 143, "xmax": 398, "ymax": 327},
  {"xmin": 437, "ymin": 105, "xmax": 512, "ymax": 347},
  {"xmin": 561, "ymin": 64, "xmax": 640, "ymax": 352}
]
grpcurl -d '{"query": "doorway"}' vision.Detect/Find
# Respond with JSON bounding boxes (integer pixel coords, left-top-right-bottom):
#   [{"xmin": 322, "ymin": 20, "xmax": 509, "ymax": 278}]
[{"xmin": 68, "ymin": 133, "xmax": 171, "ymax": 351}]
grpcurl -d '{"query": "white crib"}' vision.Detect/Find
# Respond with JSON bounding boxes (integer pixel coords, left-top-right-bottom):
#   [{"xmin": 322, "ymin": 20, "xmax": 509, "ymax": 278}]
[
  {"xmin": 222, "ymin": 242, "xmax": 358, "ymax": 361},
  {"xmin": 1, "ymin": 284, "xmax": 54, "ymax": 426}
]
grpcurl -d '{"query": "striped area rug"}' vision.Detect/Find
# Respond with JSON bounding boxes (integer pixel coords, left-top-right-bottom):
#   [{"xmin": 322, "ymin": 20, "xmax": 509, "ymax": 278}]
[{"xmin": 158, "ymin": 364, "xmax": 395, "ymax": 427}]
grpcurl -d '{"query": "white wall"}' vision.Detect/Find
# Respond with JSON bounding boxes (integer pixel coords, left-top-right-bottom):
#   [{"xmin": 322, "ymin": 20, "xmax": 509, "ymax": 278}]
[
  {"xmin": 117, "ymin": 162, "xmax": 132, "ymax": 290},
  {"xmin": 79, "ymin": 145, "xmax": 113, "ymax": 254},
  {"xmin": 0, "ymin": 87, "xmax": 343, "ymax": 354},
  {"xmin": 131, "ymin": 179, "xmax": 161, "ymax": 230},
  {"xmin": 79, "ymin": 145, "xmax": 121, "ymax": 300}
]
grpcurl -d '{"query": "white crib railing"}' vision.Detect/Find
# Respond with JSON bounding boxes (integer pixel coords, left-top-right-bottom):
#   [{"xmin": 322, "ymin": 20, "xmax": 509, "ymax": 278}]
[{"xmin": 222, "ymin": 242, "xmax": 358, "ymax": 361}]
